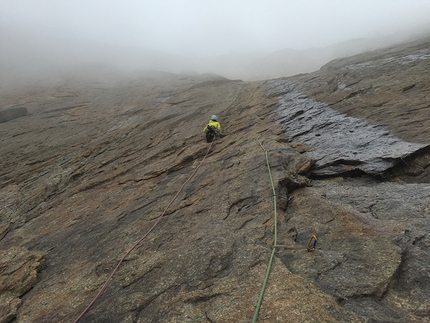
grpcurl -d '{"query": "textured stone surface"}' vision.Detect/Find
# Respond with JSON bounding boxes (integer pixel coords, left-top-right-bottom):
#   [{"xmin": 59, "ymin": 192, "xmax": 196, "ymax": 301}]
[
  {"xmin": 0, "ymin": 107, "xmax": 28, "ymax": 123},
  {"xmin": 0, "ymin": 36, "xmax": 429, "ymax": 323},
  {"xmin": 294, "ymin": 36, "xmax": 430, "ymax": 182},
  {"xmin": 267, "ymin": 79, "xmax": 428, "ymax": 177},
  {"xmin": 0, "ymin": 247, "xmax": 45, "ymax": 323},
  {"xmin": 0, "ymin": 292, "xmax": 21, "ymax": 323}
]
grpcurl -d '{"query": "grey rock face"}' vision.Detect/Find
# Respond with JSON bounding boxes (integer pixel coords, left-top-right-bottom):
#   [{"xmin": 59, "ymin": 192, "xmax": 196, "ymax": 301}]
[
  {"xmin": 268, "ymin": 79, "xmax": 428, "ymax": 177},
  {"xmin": 0, "ymin": 107, "xmax": 28, "ymax": 123},
  {"xmin": 266, "ymin": 35, "xmax": 430, "ymax": 322},
  {"xmin": 0, "ymin": 247, "xmax": 45, "ymax": 323},
  {"xmin": 0, "ymin": 36, "xmax": 430, "ymax": 323}
]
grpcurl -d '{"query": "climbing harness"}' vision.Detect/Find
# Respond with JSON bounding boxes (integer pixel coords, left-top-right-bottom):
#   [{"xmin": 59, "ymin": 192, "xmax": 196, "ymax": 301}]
[
  {"xmin": 252, "ymin": 139, "xmax": 278, "ymax": 323},
  {"xmin": 307, "ymin": 235, "xmax": 317, "ymax": 252},
  {"xmin": 74, "ymin": 139, "xmax": 216, "ymax": 323},
  {"xmin": 206, "ymin": 125, "xmax": 218, "ymax": 143}
]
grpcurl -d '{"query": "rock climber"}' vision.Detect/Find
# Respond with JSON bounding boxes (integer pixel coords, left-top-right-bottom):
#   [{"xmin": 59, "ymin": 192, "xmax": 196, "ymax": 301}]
[{"xmin": 203, "ymin": 114, "xmax": 221, "ymax": 143}]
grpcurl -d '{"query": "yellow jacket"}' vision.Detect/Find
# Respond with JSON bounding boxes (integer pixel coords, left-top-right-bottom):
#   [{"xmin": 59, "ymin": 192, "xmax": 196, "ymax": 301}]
[{"xmin": 203, "ymin": 120, "xmax": 221, "ymax": 132}]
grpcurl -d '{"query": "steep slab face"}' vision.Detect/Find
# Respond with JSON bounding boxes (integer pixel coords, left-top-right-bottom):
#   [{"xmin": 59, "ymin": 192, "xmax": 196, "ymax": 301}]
[
  {"xmin": 0, "ymin": 36, "xmax": 429, "ymax": 323},
  {"xmin": 1, "ymin": 72, "xmax": 359, "ymax": 322}
]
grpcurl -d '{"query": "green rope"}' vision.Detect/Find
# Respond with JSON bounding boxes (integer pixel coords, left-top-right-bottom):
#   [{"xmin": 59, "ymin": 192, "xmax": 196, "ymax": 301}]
[{"xmin": 252, "ymin": 139, "xmax": 278, "ymax": 323}]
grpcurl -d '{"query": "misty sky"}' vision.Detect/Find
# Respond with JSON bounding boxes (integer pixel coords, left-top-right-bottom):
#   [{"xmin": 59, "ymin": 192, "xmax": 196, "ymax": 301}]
[{"xmin": 2, "ymin": 0, "xmax": 430, "ymax": 57}]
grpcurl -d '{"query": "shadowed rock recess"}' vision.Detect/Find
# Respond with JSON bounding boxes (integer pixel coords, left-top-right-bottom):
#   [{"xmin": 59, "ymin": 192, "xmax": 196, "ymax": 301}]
[{"xmin": 0, "ymin": 36, "xmax": 429, "ymax": 323}]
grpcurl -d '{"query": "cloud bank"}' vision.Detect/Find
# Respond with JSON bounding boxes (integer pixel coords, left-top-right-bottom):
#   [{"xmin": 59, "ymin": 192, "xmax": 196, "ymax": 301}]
[{"xmin": 1, "ymin": 0, "xmax": 430, "ymax": 89}]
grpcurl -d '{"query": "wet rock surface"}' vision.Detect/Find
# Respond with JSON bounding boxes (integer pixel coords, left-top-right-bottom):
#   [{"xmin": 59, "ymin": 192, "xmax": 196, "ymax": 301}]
[
  {"xmin": 0, "ymin": 36, "xmax": 429, "ymax": 323},
  {"xmin": 294, "ymin": 35, "xmax": 430, "ymax": 182},
  {"xmin": 267, "ymin": 79, "xmax": 428, "ymax": 177}
]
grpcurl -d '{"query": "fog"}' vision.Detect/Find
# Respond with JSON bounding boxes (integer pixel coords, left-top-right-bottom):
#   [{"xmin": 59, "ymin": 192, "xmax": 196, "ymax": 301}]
[{"xmin": 1, "ymin": 0, "xmax": 430, "ymax": 90}]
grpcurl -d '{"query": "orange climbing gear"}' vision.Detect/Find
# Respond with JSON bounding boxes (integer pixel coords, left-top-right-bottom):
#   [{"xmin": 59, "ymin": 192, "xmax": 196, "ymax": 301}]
[{"xmin": 307, "ymin": 235, "xmax": 317, "ymax": 252}]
